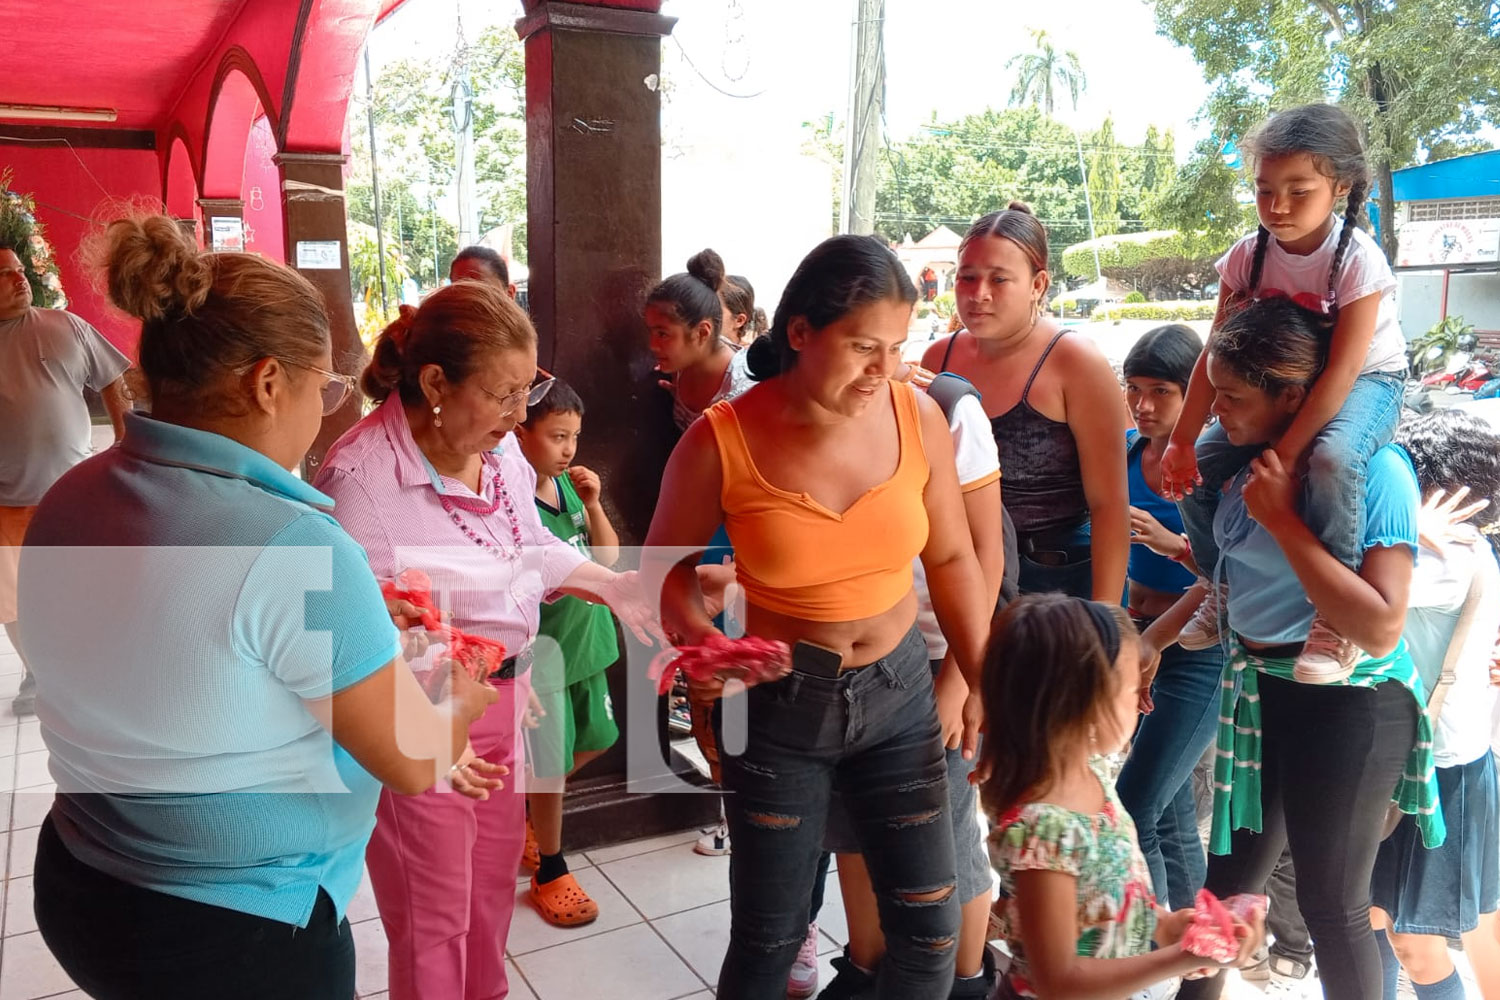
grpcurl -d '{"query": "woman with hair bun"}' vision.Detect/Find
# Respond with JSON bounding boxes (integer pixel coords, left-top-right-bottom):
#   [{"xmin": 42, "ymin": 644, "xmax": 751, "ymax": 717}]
[
  {"xmin": 923, "ymin": 201, "xmax": 1129, "ymax": 601},
  {"xmin": 646, "ymin": 249, "xmax": 754, "ymax": 431},
  {"xmin": 23, "ymin": 215, "xmax": 501, "ymax": 999},
  {"xmin": 315, "ymin": 279, "xmax": 654, "ymax": 1000}
]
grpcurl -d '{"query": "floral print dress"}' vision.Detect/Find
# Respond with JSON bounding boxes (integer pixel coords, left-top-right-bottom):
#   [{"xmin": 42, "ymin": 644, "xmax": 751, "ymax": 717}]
[{"xmin": 989, "ymin": 765, "xmax": 1158, "ymax": 997}]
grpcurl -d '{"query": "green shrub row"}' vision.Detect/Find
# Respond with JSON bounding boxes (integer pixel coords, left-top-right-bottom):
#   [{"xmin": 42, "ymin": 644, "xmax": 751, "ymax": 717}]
[{"xmin": 1091, "ymin": 300, "xmax": 1216, "ymax": 322}]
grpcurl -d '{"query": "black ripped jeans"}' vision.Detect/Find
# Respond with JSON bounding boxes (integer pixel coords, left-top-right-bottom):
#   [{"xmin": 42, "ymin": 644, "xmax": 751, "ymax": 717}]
[{"xmin": 712, "ymin": 626, "xmax": 957, "ymax": 1000}]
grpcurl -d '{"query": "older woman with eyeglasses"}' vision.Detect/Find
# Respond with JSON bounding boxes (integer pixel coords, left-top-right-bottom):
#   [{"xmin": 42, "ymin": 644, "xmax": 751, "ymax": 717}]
[{"xmin": 314, "ymin": 283, "xmax": 649, "ymax": 1000}]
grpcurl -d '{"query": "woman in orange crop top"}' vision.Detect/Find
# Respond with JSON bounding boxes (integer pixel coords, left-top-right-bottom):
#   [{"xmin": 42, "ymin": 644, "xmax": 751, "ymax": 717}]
[{"xmin": 645, "ymin": 235, "xmax": 993, "ymax": 1000}]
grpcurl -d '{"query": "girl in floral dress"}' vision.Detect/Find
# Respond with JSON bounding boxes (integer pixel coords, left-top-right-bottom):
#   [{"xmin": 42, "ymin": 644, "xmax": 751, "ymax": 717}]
[{"xmin": 978, "ymin": 594, "xmax": 1264, "ymax": 999}]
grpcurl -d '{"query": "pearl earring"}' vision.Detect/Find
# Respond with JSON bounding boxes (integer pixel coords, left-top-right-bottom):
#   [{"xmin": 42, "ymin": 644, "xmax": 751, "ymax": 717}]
[{"xmin": 432, "ymin": 405, "xmax": 443, "ymax": 428}]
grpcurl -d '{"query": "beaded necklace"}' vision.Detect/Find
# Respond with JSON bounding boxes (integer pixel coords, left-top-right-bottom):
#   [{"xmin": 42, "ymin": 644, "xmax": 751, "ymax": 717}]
[{"xmin": 438, "ymin": 464, "xmax": 524, "ymax": 562}]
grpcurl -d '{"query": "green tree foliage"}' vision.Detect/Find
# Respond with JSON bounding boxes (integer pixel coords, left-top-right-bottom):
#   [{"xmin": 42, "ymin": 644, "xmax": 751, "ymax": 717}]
[
  {"xmin": 1426, "ymin": 137, "xmax": 1496, "ymax": 163},
  {"xmin": 345, "ymin": 25, "xmax": 527, "ymax": 300},
  {"xmin": 875, "ymin": 108, "xmax": 1172, "ymax": 274},
  {"xmin": 1062, "ymin": 229, "xmax": 1235, "ymax": 299},
  {"xmin": 1151, "ymin": 0, "xmax": 1500, "ymax": 259},
  {"xmin": 1087, "ymin": 116, "xmax": 1123, "ymax": 237},
  {"xmin": 0, "ymin": 170, "xmax": 65, "ymax": 308}
]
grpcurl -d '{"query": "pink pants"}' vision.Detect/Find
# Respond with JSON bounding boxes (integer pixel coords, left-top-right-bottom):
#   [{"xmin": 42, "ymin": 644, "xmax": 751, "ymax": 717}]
[{"xmin": 366, "ymin": 674, "xmax": 529, "ymax": 1000}]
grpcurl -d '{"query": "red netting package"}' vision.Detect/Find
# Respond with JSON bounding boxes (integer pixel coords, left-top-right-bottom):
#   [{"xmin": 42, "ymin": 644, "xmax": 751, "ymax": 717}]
[
  {"xmin": 648, "ymin": 635, "xmax": 791, "ymax": 695},
  {"xmin": 381, "ymin": 569, "xmax": 508, "ymax": 681},
  {"xmin": 1180, "ymin": 890, "xmax": 1268, "ymax": 964}
]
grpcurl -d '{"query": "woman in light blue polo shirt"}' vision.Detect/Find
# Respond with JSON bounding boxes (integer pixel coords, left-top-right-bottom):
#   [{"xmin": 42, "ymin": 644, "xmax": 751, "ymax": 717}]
[{"xmin": 18, "ymin": 216, "xmax": 501, "ymax": 1000}]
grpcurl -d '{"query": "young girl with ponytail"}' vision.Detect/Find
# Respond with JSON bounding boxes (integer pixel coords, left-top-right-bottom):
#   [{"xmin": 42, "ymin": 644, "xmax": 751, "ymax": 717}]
[
  {"xmin": 1160, "ymin": 103, "xmax": 1409, "ymax": 682},
  {"xmin": 645, "ymin": 249, "xmax": 754, "ymax": 431}
]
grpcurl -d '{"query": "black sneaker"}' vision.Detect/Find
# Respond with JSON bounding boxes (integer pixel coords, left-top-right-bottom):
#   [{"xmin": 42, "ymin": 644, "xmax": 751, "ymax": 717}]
[
  {"xmin": 816, "ymin": 949, "xmax": 876, "ymax": 1000},
  {"xmin": 948, "ymin": 947, "xmax": 998, "ymax": 999}
]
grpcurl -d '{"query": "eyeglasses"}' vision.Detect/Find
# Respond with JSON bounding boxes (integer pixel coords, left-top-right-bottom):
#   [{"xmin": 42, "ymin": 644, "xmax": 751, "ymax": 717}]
[
  {"xmin": 295, "ymin": 362, "xmax": 360, "ymax": 416},
  {"xmin": 478, "ymin": 367, "xmax": 556, "ymax": 415},
  {"xmin": 233, "ymin": 358, "xmax": 359, "ymax": 416}
]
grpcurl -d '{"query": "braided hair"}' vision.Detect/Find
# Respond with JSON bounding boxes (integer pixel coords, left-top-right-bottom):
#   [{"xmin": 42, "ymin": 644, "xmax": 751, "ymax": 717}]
[{"xmin": 1241, "ymin": 103, "xmax": 1372, "ymax": 318}]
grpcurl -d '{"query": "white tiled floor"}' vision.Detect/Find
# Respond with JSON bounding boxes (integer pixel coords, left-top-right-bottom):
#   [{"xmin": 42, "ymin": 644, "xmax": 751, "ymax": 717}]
[{"xmin": 0, "ymin": 622, "xmax": 1482, "ymax": 999}]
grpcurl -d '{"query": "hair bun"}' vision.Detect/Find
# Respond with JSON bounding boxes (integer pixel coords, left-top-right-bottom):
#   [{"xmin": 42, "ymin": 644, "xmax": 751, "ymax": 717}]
[
  {"xmin": 103, "ymin": 216, "xmax": 213, "ymax": 322},
  {"xmin": 387, "ymin": 303, "xmax": 418, "ymax": 352},
  {"xmin": 686, "ymin": 248, "xmax": 726, "ymax": 293},
  {"xmin": 1006, "ymin": 200, "xmax": 1034, "ymax": 216}
]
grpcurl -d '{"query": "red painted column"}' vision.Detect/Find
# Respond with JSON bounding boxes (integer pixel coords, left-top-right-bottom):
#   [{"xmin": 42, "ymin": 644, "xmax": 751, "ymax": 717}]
[{"xmin": 274, "ymin": 151, "xmax": 362, "ymax": 475}]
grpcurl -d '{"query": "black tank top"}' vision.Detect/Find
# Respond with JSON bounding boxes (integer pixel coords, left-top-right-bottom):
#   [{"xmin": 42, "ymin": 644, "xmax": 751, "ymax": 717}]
[{"xmin": 940, "ymin": 331, "xmax": 1088, "ymax": 535}]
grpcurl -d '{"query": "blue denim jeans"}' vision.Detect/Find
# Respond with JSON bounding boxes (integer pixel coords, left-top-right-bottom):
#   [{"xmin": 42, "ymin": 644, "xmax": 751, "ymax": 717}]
[
  {"xmin": 1115, "ymin": 640, "xmax": 1225, "ymax": 909},
  {"xmin": 1017, "ymin": 519, "xmax": 1094, "ymax": 598},
  {"xmin": 712, "ymin": 627, "xmax": 958, "ymax": 999},
  {"xmin": 1179, "ymin": 371, "xmax": 1405, "ymax": 577}
]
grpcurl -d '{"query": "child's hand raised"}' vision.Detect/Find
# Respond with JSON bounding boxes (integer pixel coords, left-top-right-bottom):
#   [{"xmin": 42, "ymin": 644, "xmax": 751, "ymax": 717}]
[
  {"xmin": 567, "ymin": 465, "xmax": 603, "ymax": 507},
  {"xmin": 1160, "ymin": 438, "xmax": 1202, "ymax": 501}
]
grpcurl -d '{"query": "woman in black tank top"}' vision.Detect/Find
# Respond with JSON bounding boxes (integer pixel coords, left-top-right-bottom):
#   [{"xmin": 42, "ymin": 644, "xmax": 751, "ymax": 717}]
[{"xmin": 922, "ymin": 203, "xmax": 1128, "ymax": 601}]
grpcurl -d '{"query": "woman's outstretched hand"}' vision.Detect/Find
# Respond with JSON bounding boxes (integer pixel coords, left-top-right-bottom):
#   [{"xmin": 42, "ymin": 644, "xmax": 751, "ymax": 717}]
[
  {"xmin": 598, "ymin": 570, "xmax": 668, "ymax": 647},
  {"xmin": 1418, "ymin": 486, "xmax": 1490, "ymax": 552}
]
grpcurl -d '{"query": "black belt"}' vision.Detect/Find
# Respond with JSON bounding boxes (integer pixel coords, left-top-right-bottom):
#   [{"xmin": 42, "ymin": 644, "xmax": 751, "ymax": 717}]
[{"xmin": 489, "ymin": 648, "xmax": 533, "ymax": 681}]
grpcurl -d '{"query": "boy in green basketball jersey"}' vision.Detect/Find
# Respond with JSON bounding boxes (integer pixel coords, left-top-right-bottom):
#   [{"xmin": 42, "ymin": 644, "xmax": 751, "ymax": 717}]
[{"xmin": 514, "ymin": 380, "xmax": 621, "ymax": 927}]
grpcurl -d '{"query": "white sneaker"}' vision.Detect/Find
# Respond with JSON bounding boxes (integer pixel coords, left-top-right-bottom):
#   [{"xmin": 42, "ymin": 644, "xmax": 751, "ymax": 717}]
[
  {"xmin": 693, "ymin": 822, "xmax": 731, "ymax": 856},
  {"xmin": 1179, "ymin": 581, "xmax": 1228, "ymax": 651},
  {"xmin": 1293, "ymin": 613, "xmax": 1360, "ymax": 683},
  {"xmin": 786, "ymin": 922, "xmax": 819, "ymax": 998}
]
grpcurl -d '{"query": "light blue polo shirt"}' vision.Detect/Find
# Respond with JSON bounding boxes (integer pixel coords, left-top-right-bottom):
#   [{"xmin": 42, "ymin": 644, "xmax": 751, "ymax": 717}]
[
  {"xmin": 1215, "ymin": 444, "xmax": 1418, "ymax": 645},
  {"xmin": 17, "ymin": 412, "xmax": 400, "ymax": 927}
]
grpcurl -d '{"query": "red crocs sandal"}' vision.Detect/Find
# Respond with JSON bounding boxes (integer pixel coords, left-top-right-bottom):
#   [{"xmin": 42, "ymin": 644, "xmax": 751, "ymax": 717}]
[{"xmin": 529, "ymin": 873, "xmax": 600, "ymax": 927}]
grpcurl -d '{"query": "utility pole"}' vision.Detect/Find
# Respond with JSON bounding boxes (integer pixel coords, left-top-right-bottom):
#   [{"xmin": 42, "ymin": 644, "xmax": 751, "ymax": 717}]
[
  {"xmin": 1074, "ymin": 130, "xmax": 1101, "ymax": 280},
  {"xmin": 364, "ymin": 45, "xmax": 388, "ymax": 313},
  {"xmin": 841, "ymin": 0, "xmax": 884, "ymax": 235},
  {"xmin": 451, "ymin": 9, "xmax": 478, "ymax": 249}
]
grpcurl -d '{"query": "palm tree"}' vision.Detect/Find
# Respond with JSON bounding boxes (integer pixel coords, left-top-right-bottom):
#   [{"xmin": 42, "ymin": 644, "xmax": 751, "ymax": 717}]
[
  {"xmin": 1005, "ymin": 29, "xmax": 1086, "ymax": 116},
  {"xmin": 1006, "ymin": 28, "xmax": 1101, "ymax": 278}
]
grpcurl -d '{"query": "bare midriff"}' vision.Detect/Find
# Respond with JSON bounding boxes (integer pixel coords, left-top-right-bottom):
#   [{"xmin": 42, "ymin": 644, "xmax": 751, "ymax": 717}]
[{"xmin": 745, "ymin": 589, "xmax": 919, "ymax": 669}]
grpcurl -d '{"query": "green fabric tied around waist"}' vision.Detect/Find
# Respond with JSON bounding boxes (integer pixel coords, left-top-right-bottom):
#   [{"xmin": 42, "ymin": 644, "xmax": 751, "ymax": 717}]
[{"xmin": 1209, "ymin": 638, "xmax": 1446, "ymax": 856}]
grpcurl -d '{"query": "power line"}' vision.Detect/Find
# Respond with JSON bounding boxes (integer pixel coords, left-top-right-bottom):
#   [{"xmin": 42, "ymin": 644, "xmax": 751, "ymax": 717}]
[{"xmin": 670, "ymin": 35, "xmax": 767, "ymax": 99}]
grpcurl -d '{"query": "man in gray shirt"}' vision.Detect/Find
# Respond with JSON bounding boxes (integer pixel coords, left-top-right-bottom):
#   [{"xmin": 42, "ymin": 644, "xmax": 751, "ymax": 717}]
[{"xmin": 0, "ymin": 243, "xmax": 130, "ymax": 716}]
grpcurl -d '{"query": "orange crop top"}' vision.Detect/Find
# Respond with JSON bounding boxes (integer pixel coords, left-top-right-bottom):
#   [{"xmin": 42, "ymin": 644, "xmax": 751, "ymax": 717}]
[{"xmin": 701, "ymin": 380, "xmax": 930, "ymax": 622}]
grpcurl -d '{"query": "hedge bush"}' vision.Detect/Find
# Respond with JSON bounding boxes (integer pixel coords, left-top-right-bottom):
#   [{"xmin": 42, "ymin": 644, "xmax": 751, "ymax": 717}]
[
  {"xmin": 1091, "ymin": 300, "xmax": 1216, "ymax": 322},
  {"xmin": 1062, "ymin": 230, "xmax": 1229, "ymax": 279},
  {"xmin": 1123, "ymin": 290, "xmax": 1147, "ymax": 303}
]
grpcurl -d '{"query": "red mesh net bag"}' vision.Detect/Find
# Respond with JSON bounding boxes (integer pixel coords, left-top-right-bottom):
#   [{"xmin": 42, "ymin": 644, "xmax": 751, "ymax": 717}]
[{"xmin": 648, "ymin": 635, "xmax": 791, "ymax": 695}]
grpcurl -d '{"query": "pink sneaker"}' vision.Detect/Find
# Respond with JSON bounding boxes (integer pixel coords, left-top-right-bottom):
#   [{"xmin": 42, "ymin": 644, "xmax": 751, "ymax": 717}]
[
  {"xmin": 787, "ymin": 922, "xmax": 820, "ymax": 998},
  {"xmin": 1179, "ymin": 581, "xmax": 1228, "ymax": 651}
]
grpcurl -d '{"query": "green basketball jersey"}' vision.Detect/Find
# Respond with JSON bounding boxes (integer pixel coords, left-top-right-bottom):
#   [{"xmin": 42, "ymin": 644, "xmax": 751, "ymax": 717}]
[{"xmin": 534, "ymin": 473, "xmax": 619, "ymax": 689}]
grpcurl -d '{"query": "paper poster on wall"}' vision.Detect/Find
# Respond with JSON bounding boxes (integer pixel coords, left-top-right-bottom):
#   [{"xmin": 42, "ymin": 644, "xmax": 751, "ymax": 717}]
[
  {"xmin": 296, "ymin": 240, "xmax": 342, "ymax": 270},
  {"xmin": 210, "ymin": 216, "xmax": 243, "ymax": 253},
  {"xmin": 1397, "ymin": 217, "xmax": 1500, "ymax": 268}
]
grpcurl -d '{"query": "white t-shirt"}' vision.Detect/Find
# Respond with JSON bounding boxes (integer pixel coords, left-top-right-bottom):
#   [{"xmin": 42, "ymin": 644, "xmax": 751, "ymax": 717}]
[
  {"xmin": 1403, "ymin": 526, "xmax": 1500, "ymax": 767},
  {"xmin": 1216, "ymin": 217, "xmax": 1407, "ymax": 376},
  {"xmin": 672, "ymin": 346, "xmax": 754, "ymax": 432},
  {"xmin": 0, "ymin": 307, "xmax": 131, "ymax": 506},
  {"xmin": 913, "ymin": 392, "xmax": 1001, "ymax": 661}
]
